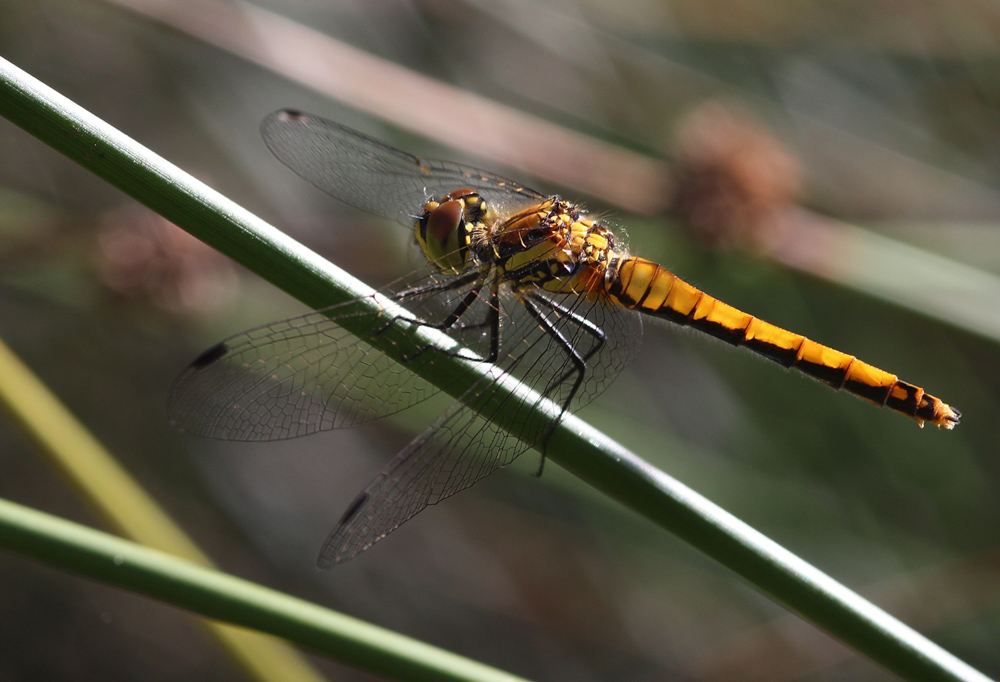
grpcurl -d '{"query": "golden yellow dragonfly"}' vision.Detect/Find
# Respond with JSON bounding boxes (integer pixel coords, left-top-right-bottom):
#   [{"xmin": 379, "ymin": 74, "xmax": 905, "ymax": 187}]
[{"xmin": 169, "ymin": 110, "xmax": 960, "ymax": 566}]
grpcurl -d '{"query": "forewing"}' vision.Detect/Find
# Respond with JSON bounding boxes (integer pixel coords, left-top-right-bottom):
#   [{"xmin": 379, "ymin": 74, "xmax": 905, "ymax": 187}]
[
  {"xmin": 167, "ymin": 300, "xmax": 436, "ymax": 441},
  {"xmin": 318, "ymin": 289, "xmax": 641, "ymax": 565},
  {"xmin": 261, "ymin": 110, "xmax": 545, "ymax": 225},
  {"xmin": 168, "ymin": 259, "xmax": 507, "ymax": 442}
]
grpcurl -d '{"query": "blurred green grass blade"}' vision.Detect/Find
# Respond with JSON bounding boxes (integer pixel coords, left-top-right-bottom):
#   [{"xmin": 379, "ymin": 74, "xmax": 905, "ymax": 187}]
[
  {"xmin": 773, "ymin": 211, "xmax": 1000, "ymax": 344},
  {"xmin": 0, "ymin": 56, "xmax": 991, "ymax": 682},
  {"xmin": 0, "ymin": 333, "xmax": 330, "ymax": 682},
  {"xmin": 104, "ymin": 0, "xmax": 670, "ymax": 214},
  {"xmin": 0, "ymin": 496, "xmax": 532, "ymax": 682}
]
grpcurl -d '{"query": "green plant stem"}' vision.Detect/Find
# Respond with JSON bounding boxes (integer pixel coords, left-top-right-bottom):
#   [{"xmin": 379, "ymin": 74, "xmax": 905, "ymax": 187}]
[
  {"xmin": 0, "ymin": 332, "xmax": 329, "ymax": 682},
  {"xmin": 0, "ymin": 496, "xmax": 530, "ymax": 682},
  {"xmin": 0, "ymin": 55, "xmax": 991, "ymax": 682}
]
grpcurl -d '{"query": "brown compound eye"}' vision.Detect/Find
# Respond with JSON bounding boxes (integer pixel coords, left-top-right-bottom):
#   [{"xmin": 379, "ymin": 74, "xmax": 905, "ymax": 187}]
[
  {"xmin": 415, "ymin": 198, "xmax": 470, "ymax": 275},
  {"xmin": 426, "ymin": 200, "xmax": 464, "ymax": 243},
  {"xmin": 440, "ymin": 188, "xmax": 489, "ymax": 224}
]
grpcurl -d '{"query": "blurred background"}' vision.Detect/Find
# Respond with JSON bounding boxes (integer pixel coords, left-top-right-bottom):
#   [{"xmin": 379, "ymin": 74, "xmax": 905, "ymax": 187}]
[{"xmin": 0, "ymin": 0, "xmax": 998, "ymax": 680}]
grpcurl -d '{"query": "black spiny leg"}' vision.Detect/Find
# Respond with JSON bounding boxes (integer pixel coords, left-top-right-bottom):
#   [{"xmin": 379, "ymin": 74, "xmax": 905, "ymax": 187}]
[
  {"xmin": 399, "ymin": 282, "xmax": 486, "ymax": 362},
  {"xmin": 392, "ymin": 268, "xmax": 486, "ymax": 303},
  {"xmin": 373, "ymin": 268, "xmax": 487, "ymax": 361},
  {"xmin": 394, "ymin": 268, "xmax": 502, "ymax": 364},
  {"xmin": 486, "ymin": 279, "xmax": 501, "ymax": 364},
  {"xmin": 369, "ymin": 268, "xmax": 486, "ymax": 337},
  {"xmin": 517, "ymin": 291, "xmax": 599, "ymax": 476},
  {"xmin": 425, "ymin": 273, "xmax": 501, "ymax": 364},
  {"xmin": 528, "ymin": 292, "xmax": 607, "ymax": 394}
]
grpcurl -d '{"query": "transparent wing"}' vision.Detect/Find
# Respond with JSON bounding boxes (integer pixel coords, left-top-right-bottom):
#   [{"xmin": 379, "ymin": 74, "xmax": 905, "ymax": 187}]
[
  {"xmin": 318, "ymin": 286, "xmax": 641, "ymax": 566},
  {"xmin": 261, "ymin": 110, "xmax": 546, "ymax": 224},
  {"xmin": 170, "ymin": 254, "xmax": 641, "ymax": 563},
  {"xmin": 167, "ymin": 265, "xmax": 495, "ymax": 442}
]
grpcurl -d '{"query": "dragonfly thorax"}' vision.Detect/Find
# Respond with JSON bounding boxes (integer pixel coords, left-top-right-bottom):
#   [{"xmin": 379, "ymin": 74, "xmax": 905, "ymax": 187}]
[
  {"xmin": 415, "ymin": 188, "xmax": 491, "ymax": 275},
  {"xmin": 488, "ymin": 197, "xmax": 621, "ymax": 297}
]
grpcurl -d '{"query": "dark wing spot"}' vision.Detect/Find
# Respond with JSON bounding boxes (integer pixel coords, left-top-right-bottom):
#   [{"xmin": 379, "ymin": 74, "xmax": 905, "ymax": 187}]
[
  {"xmin": 338, "ymin": 491, "xmax": 370, "ymax": 524},
  {"xmin": 190, "ymin": 342, "xmax": 230, "ymax": 369}
]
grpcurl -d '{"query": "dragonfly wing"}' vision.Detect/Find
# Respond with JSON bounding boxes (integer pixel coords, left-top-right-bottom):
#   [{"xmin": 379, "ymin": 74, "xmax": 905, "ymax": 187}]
[
  {"xmin": 261, "ymin": 110, "xmax": 545, "ymax": 225},
  {"xmin": 168, "ymin": 261, "xmax": 503, "ymax": 441},
  {"xmin": 168, "ymin": 298, "xmax": 440, "ymax": 441},
  {"xmin": 318, "ymin": 370, "xmax": 514, "ymax": 566},
  {"xmin": 318, "ymin": 291, "xmax": 641, "ymax": 565}
]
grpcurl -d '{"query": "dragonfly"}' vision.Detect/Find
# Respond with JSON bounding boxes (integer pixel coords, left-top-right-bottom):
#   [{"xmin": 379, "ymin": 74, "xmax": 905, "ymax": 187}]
[{"xmin": 169, "ymin": 110, "xmax": 961, "ymax": 567}]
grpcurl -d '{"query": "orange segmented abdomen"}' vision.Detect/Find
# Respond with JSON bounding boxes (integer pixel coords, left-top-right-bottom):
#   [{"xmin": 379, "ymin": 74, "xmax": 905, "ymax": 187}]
[{"xmin": 606, "ymin": 257, "xmax": 960, "ymax": 428}]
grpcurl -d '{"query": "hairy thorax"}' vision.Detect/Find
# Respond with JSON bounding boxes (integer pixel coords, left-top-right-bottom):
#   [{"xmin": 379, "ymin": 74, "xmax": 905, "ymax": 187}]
[{"xmin": 483, "ymin": 198, "xmax": 621, "ymax": 299}]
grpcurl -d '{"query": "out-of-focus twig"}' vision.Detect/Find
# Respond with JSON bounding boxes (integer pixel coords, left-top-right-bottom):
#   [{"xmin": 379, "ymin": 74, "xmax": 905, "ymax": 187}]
[
  {"xmin": 103, "ymin": 0, "xmax": 672, "ymax": 214},
  {"xmin": 770, "ymin": 209, "xmax": 1000, "ymax": 344},
  {"xmin": 672, "ymin": 103, "xmax": 802, "ymax": 249}
]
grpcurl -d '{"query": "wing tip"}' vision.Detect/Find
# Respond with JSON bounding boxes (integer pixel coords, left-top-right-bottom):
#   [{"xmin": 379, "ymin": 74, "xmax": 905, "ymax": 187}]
[{"xmin": 315, "ymin": 492, "xmax": 376, "ymax": 568}]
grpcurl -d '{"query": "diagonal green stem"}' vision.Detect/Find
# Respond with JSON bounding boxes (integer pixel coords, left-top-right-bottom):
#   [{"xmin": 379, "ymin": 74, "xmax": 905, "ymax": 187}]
[
  {"xmin": 0, "ymin": 496, "xmax": 530, "ymax": 682},
  {"xmin": 0, "ymin": 56, "xmax": 991, "ymax": 682}
]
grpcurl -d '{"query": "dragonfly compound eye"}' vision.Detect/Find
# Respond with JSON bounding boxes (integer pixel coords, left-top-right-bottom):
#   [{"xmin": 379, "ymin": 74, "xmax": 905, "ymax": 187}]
[
  {"xmin": 416, "ymin": 197, "xmax": 471, "ymax": 274},
  {"xmin": 441, "ymin": 188, "xmax": 489, "ymax": 225},
  {"xmin": 416, "ymin": 189, "xmax": 488, "ymax": 274}
]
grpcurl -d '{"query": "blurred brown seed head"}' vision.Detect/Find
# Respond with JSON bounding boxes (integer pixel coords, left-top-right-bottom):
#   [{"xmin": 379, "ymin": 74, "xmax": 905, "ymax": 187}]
[
  {"xmin": 671, "ymin": 103, "xmax": 802, "ymax": 251},
  {"xmin": 94, "ymin": 207, "xmax": 238, "ymax": 317}
]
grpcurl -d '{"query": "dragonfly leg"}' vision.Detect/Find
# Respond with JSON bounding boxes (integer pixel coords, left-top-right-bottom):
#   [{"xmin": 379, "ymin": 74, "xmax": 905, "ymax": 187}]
[
  {"xmin": 365, "ymin": 267, "xmax": 484, "ymax": 343},
  {"xmin": 531, "ymin": 294, "xmax": 607, "ymax": 367},
  {"xmin": 526, "ymin": 292, "xmax": 608, "ymax": 402},
  {"xmin": 398, "ymin": 283, "xmax": 485, "ymax": 361},
  {"xmin": 421, "ymin": 279, "xmax": 501, "ymax": 363},
  {"xmin": 391, "ymin": 267, "xmax": 486, "ymax": 303},
  {"xmin": 397, "ymin": 272, "xmax": 501, "ymax": 364},
  {"xmin": 517, "ymin": 291, "xmax": 604, "ymax": 469},
  {"xmin": 370, "ymin": 268, "xmax": 487, "ymax": 336}
]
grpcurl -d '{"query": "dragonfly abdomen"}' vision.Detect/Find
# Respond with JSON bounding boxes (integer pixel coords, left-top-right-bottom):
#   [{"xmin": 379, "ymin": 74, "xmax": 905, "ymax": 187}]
[{"xmin": 607, "ymin": 257, "xmax": 959, "ymax": 428}]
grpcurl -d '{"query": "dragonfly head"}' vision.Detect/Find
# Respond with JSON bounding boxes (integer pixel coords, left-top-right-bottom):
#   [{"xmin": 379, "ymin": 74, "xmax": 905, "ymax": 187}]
[{"xmin": 416, "ymin": 189, "xmax": 487, "ymax": 274}]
